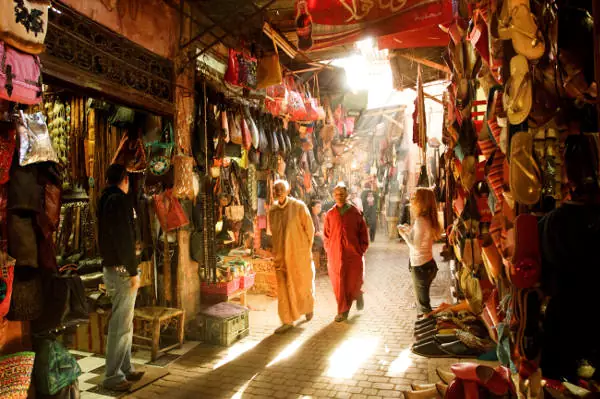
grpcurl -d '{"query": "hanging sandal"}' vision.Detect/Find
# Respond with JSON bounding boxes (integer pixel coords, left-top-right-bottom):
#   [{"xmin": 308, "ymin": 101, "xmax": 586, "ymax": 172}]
[
  {"xmin": 507, "ymin": 1, "xmax": 545, "ymax": 60},
  {"xmin": 509, "ymin": 131, "xmax": 542, "ymax": 205},
  {"xmin": 504, "ymin": 55, "xmax": 533, "ymax": 125}
]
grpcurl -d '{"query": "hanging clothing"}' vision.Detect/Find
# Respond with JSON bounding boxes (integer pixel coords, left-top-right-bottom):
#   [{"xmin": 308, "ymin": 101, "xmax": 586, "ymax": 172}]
[
  {"xmin": 324, "ymin": 204, "xmax": 369, "ymax": 315},
  {"xmin": 268, "ymin": 197, "xmax": 316, "ymax": 325}
]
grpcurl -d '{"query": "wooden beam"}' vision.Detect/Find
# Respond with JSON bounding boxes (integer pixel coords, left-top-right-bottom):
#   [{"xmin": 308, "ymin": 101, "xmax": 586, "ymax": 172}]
[
  {"xmin": 398, "ymin": 53, "xmax": 450, "ymax": 74},
  {"xmin": 424, "ymin": 92, "xmax": 443, "ymax": 105}
]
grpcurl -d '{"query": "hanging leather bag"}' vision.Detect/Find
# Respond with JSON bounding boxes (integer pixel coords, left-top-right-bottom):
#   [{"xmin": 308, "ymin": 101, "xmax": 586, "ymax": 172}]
[
  {"xmin": 257, "ymin": 37, "xmax": 283, "ymax": 89},
  {"xmin": 0, "ymin": 0, "xmax": 50, "ymax": 54},
  {"xmin": 111, "ymin": 130, "xmax": 147, "ymax": 173},
  {"xmin": 146, "ymin": 122, "xmax": 174, "ymax": 176},
  {"xmin": 153, "ymin": 188, "xmax": 189, "ymax": 232},
  {"xmin": 228, "ymin": 109, "xmax": 243, "ymax": 145},
  {"xmin": 0, "ymin": 41, "xmax": 43, "ymax": 105},
  {"xmin": 32, "ymin": 265, "xmax": 89, "ymax": 334}
]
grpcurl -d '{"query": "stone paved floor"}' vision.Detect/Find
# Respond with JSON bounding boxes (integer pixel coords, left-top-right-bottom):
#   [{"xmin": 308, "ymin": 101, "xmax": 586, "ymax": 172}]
[{"xmin": 127, "ymin": 236, "xmax": 456, "ymax": 399}]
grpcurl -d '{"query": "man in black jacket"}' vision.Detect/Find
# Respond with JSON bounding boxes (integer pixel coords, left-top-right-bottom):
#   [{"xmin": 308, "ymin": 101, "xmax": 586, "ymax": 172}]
[{"xmin": 98, "ymin": 164, "xmax": 143, "ymax": 391}]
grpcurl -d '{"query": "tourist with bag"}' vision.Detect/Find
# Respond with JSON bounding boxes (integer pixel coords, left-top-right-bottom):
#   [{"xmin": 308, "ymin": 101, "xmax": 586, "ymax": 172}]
[{"xmin": 97, "ymin": 164, "xmax": 144, "ymax": 391}]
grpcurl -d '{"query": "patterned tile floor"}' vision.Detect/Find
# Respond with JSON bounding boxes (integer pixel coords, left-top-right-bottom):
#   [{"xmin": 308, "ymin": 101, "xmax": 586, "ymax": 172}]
[
  {"xmin": 73, "ymin": 341, "xmax": 201, "ymax": 398},
  {"xmin": 119, "ymin": 236, "xmax": 473, "ymax": 399}
]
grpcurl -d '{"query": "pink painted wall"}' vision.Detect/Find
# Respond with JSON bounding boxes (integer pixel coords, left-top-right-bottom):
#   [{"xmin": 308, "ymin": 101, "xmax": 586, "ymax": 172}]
[{"xmin": 60, "ymin": 0, "xmax": 178, "ymax": 59}]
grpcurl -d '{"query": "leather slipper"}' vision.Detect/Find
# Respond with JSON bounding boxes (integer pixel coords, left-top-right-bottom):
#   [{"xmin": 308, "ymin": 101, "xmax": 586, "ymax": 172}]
[
  {"xmin": 411, "ymin": 383, "xmax": 436, "ymax": 391},
  {"xmin": 451, "ymin": 363, "xmax": 513, "ymax": 395},
  {"xmin": 509, "ymin": 130, "xmax": 541, "ymax": 205},
  {"xmin": 440, "ymin": 340, "xmax": 481, "ymax": 357},
  {"xmin": 504, "ymin": 55, "xmax": 532, "ymax": 125},
  {"xmin": 436, "ymin": 367, "xmax": 455, "ymax": 385},
  {"xmin": 411, "ymin": 340, "xmax": 456, "ymax": 358},
  {"xmin": 402, "ymin": 387, "xmax": 440, "ymax": 399}
]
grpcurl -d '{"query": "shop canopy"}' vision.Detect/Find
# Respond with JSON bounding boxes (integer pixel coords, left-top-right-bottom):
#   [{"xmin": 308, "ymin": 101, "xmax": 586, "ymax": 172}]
[{"xmin": 166, "ymin": 0, "xmax": 451, "ymax": 93}]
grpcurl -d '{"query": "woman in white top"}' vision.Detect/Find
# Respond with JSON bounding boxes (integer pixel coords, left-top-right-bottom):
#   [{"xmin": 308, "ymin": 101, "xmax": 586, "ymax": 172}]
[{"xmin": 397, "ymin": 188, "xmax": 442, "ymax": 316}]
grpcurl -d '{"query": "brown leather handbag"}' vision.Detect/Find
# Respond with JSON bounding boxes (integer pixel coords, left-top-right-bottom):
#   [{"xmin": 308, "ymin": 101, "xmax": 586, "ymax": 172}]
[{"xmin": 111, "ymin": 130, "xmax": 147, "ymax": 173}]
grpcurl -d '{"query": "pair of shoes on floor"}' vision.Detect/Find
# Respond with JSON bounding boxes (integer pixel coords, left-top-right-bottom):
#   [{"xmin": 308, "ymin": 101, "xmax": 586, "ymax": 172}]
[
  {"xmin": 411, "ymin": 337, "xmax": 480, "ymax": 358},
  {"xmin": 436, "ymin": 364, "xmax": 514, "ymax": 397},
  {"xmin": 334, "ymin": 311, "xmax": 349, "ymax": 322},
  {"xmin": 104, "ymin": 372, "xmax": 145, "ymax": 392}
]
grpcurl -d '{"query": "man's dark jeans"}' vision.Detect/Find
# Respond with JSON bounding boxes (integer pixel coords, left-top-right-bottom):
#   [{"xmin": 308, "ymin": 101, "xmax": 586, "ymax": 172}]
[{"xmin": 409, "ymin": 259, "xmax": 438, "ymax": 314}]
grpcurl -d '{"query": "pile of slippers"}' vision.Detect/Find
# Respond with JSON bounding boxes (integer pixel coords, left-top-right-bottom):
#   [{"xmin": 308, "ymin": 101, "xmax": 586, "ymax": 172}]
[
  {"xmin": 411, "ymin": 313, "xmax": 495, "ymax": 359},
  {"xmin": 402, "ymin": 363, "xmax": 515, "ymax": 399}
]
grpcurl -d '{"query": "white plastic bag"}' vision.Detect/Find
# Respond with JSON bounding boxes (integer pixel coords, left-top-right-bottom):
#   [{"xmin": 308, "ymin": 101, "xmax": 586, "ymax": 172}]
[{"xmin": 18, "ymin": 111, "xmax": 59, "ymax": 166}]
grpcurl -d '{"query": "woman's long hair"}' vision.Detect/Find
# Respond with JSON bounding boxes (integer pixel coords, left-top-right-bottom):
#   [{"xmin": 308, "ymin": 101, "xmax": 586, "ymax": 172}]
[{"xmin": 410, "ymin": 187, "xmax": 442, "ymax": 239}]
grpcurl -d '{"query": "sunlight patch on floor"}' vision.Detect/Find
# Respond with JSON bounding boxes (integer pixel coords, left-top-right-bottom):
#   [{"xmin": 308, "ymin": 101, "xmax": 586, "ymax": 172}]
[
  {"xmin": 267, "ymin": 338, "xmax": 306, "ymax": 368},
  {"xmin": 213, "ymin": 340, "xmax": 260, "ymax": 370},
  {"xmin": 324, "ymin": 336, "xmax": 379, "ymax": 379},
  {"xmin": 387, "ymin": 348, "xmax": 413, "ymax": 376},
  {"xmin": 229, "ymin": 373, "xmax": 258, "ymax": 399}
]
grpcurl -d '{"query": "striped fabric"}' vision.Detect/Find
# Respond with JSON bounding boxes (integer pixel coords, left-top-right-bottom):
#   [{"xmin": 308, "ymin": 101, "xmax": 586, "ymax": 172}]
[
  {"xmin": 487, "ymin": 150, "xmax": 506, "ymax": 205},
  {"xmin": 478, "ymin": 127, "xmax": 496, "ymax": 160}
]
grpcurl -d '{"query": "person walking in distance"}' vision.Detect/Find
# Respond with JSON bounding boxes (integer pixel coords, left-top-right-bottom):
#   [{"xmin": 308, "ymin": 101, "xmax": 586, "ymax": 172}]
[
  {"xmin": 397, "ymin": 188, "xmax": 442, "ymax": 318},
  {"xmin": 98, "ymin": 164, "xmax": 144, "ymax": 391},
  {"xmin": 324, "ymin": 183, "xmax": 370, "ymax": 322},
  {"xmin": 311, "ymin": 200, "xmax": 324, "ymax": 271},
  {"xmin": 269, "ymin": 180, "xmax": 316, "ymax": 334},
  {"xmin": 363, "ymin": 191, "xmax": 378, "ymax": 242}
]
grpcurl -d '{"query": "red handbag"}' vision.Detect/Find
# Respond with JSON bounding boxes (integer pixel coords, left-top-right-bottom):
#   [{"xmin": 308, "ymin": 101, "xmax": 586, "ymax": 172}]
[
  {"xmin": 0, "ymin": 41, "xmax": 42, "ymax": 104},
  {"xmin": 224, "ymin": 48, "xmax": 240, "ymax": 86},
  {"xmin": 285, "ymin": 77, "xmax": 308, "ymax": 121},
  {"xmin": 224, "ymin": 48, "xmax": 257, "ymax": 90},
  {"xmin": 153, "ymin": 189, "xmax": 189, "ymax": 232},
  {"xmin": 0, "ymin": 127, "xmax": 16, "ymax": 184},
  {"xmin": 266, "ymin": 84, "xmax": 288, "ymax": 116}
]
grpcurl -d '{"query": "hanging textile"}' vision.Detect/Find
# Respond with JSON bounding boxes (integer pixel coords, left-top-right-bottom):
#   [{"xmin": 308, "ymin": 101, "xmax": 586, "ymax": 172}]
[
  {"xmin": 412, "ymin": 65, "xmax": 427, "ymax": 152},
  {"xmin": 304, "ymin": 0, "xmax": 452, "ymax": 51}
]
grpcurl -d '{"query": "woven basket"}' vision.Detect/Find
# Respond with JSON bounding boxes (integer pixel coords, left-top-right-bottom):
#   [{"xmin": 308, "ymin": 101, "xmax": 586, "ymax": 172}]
[{"xmin": 0, "ymin": 352, "xmax": 35, "ymax": 399}]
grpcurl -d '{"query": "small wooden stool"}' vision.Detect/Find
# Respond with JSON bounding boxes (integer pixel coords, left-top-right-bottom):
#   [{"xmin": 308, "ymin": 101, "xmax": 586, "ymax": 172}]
[{"xmin": 133, "ymin": 307, "xmax": 185, "ymax": 361}]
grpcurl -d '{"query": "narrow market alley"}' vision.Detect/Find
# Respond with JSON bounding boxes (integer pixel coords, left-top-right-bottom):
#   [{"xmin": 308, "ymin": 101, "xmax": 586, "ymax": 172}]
[{"xmin": 127, "ymin": 237, "xmax": 460, "ymax": 399}]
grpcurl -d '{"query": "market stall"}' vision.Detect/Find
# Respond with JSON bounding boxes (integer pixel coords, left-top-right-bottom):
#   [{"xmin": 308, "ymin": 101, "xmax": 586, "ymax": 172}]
[{"xmin": 410, "ymin": 1, "xmax": 600, "ymax": 397}]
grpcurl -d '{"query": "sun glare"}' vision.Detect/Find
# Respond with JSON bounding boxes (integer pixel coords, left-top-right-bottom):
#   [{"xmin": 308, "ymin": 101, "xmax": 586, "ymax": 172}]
[
  {"xmin": 267, "ymin": 338, "xmax": 306, "ymax": 367},
  {"xmin": 325, "ymin": 336, "xmax": 379, "ymax": 379},
  {"xmin": 213, "ymin": 340, "xmax": 259, "ymax": 370},
  {"xmin": 387, "ymin": 348, "xmax": 413, "ymax": 375}
]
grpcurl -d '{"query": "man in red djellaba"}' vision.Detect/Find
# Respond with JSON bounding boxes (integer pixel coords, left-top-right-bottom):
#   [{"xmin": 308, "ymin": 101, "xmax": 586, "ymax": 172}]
[{"xmin": 324, "ymin": 182, "xmax": 370, "ymax": 322}]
